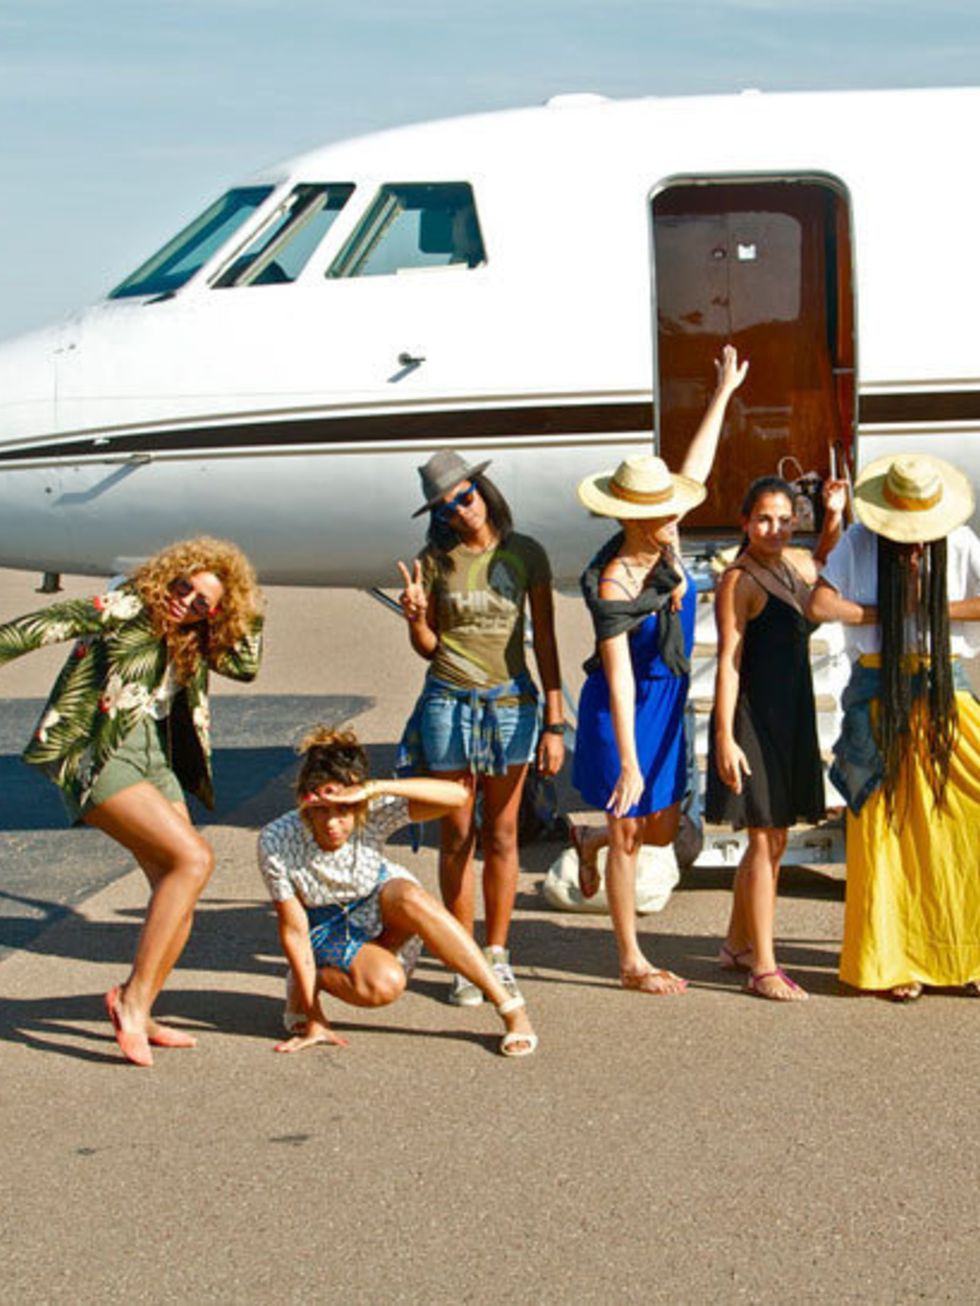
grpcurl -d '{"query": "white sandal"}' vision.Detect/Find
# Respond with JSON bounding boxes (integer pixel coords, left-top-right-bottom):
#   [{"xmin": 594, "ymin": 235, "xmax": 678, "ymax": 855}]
[
  {"xmin": 496, "ymin": 996, "xmax": 539, "ymax": 1058},
  {"xmin": 283, "ymin": 971, "xmax": 305, "ymax": 1033}
]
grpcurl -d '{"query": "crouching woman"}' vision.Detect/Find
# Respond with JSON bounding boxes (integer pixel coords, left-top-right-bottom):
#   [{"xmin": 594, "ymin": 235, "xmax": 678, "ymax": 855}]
[{"xmin": 257, "ymin": 727, "xmax": 538, "ymax": 1057}]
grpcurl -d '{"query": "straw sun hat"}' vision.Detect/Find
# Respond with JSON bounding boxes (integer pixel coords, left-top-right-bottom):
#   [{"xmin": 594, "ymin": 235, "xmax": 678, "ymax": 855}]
[
  {"xmin": 853, "ymin": 453, "xmax": 974, "ymax": 543},
  {"xmin": 577, "ymin": 455, "xmax": 705, "ymax": 520}
]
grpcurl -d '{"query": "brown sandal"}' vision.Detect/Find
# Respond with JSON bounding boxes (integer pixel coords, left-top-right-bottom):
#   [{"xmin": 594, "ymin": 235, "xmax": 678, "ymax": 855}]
[
  {"xmin": 570, "ymin": 823, "xmax": 601, "ymax": 899},
  {"xmin": 619, "ymin": 968, "xmax": 688, "ymax": 995}
]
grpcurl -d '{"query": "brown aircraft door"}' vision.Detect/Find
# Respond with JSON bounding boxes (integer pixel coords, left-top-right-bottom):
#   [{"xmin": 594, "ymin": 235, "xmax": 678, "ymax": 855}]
[{"xmin": 652, "ymin": 179, "xmax": 855, "ymax": 530}]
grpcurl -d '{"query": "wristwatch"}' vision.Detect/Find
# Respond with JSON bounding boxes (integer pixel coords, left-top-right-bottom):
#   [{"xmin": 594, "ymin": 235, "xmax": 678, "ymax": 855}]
[{"xmin": 542, "ymin": 723, "xmax": 566, "ymax": 736}]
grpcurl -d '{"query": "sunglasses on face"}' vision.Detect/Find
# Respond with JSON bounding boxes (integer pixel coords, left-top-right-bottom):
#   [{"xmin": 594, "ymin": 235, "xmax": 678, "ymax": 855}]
[
  {"xmin": 434, "ymin": 482, "xmax": 478, "ymax": 524},
  {"xmin": 170, "ymin": 576, "xmax": 219, "ymax": 620}
]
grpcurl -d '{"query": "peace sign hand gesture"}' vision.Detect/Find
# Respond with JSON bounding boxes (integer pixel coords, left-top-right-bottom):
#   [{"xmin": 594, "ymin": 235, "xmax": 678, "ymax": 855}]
[{"xmin": 397, "ymin": 559, "xmax": 428, "ymax": 624}]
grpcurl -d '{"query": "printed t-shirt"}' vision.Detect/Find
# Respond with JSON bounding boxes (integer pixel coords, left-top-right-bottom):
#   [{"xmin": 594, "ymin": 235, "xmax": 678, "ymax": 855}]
[
  {"xmin": 421, "ymin": 531, "xmax": 551, "ymax": 689},
  {"xmin": 258, "ymin": 794, "xmax": 417, "ymax": 907}
]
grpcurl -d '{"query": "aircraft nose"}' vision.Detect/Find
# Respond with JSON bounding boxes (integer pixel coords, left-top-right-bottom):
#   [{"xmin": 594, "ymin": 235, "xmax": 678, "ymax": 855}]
[
  {"xmin": 0, "ymin": 323, "xmax": 64, "ymax": 572},
  {"xmin": 0, "ymin": 322, "xmax": 59, "ymax": 450}
]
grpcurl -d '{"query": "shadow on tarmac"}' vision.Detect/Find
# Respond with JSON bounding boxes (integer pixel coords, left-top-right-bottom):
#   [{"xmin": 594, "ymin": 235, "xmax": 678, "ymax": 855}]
[
  {"xmin": 1, "ymin": 693, "xmax": 850, "ymax": 1060},
  {"xmin": 0, "ymin": 693, "xmax": 373, "ymax": 957},
  {"xmin": 0, "ymin": 868, "xmax": 848, "ymax": 1063},
  {"xmin": 0, "ymin": 693, "xmax": 375, "ymax": 831}
]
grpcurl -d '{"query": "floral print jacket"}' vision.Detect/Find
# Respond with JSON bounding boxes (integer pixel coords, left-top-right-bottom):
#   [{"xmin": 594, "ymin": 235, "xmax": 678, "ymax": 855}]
[{"xmin": 0, "ymin": 585, "xmax": 263, "ymax": 812}]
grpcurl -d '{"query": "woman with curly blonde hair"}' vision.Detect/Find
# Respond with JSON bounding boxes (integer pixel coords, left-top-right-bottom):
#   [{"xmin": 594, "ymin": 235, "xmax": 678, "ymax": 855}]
[
  {"xmin": 258, "ymin": 725, "xmax": 538, "ymax": 1057},
  {"xmin": 131, "ymin": 536, "xmax": 262, "ymax": 681},
  {"xmin": 0, "ymin": 536, "xmax": 264, "ymax": 1066}
]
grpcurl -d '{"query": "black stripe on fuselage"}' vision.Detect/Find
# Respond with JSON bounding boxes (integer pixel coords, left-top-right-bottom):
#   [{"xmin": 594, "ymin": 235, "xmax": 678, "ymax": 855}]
[
  {"xmin": 859, "ymin": 391, "xmax": 980, "ymax": 424},
  {"xmin": 0, "ymin": 401, "xmax": 653, "ymax": 463},
  {"xmin": 1, "ymin": 390, "xmax": 979, "ymax": 464}
]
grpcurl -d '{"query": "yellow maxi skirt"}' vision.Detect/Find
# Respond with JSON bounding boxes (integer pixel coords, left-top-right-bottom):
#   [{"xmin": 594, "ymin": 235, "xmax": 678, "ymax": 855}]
[{"xmin": 840, "ymin": 690, "xmax": 980, "ymax": 990}]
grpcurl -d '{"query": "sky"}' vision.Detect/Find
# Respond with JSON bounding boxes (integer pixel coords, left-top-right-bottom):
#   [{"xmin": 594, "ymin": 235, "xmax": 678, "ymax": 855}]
[{"xmin": 1, "ymin": 0, "xmax": 979, "ymax": 342}]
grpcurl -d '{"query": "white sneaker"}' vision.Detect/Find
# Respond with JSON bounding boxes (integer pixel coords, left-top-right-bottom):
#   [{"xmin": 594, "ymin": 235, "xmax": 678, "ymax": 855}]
[
  {"xmin": 447, "ymin": 972, "xmax": 484, "ymax": 1006},
  {"xmin": 484, "ymin": 946, "xmax": 522, "ymax": 1003}
]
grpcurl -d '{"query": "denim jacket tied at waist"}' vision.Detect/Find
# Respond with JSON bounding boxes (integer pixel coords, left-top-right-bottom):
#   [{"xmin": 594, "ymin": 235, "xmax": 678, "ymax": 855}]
[
  {"xmin": 396, "ymin": 672, "xmax": 540, "ymax": 778},
  {"xmin": 830, "ymin": 657, "xmax": 973, "ymax": 815}
]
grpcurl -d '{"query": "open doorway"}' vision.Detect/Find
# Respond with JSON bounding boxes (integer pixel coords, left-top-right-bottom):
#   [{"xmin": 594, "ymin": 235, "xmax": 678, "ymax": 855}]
[{"xmin": 652, "ymin": 177, "xmax": 855, "ymax": 532}]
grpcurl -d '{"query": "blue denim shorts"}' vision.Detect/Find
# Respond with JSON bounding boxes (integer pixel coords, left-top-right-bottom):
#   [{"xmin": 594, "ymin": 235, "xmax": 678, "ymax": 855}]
[
  {"xmin": 419, "ymin": 694, "xmax": 539, "ymax": 772},
  {"xmin": 306, "ymin": 870, "xmax": 393, "ymax": 971}
]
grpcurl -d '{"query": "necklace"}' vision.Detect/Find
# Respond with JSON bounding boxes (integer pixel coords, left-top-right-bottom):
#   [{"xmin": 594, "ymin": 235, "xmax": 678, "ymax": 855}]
[
  {"xmin": 620, "ymin": 550, "xmax": 660, "ymax": 591},
  {"xmin": 458, "ymin": 528, "xmax": 499, "ymax": 555},
  {"xmin": 751, "ymin": 554, "xmax": 797, "ymax": 592}
]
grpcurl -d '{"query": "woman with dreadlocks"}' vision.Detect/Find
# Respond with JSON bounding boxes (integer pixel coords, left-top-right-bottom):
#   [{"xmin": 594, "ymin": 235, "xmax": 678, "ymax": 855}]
[{"xmin": 809, "ymin": 455, "xmax": 980, "ymax": 1001}]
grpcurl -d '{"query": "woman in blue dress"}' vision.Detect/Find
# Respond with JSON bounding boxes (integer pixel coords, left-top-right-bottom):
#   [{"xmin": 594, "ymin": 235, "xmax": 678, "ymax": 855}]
[{"xmin": 572, "ymin": 346, "xmax": 747, "ymax": 993}]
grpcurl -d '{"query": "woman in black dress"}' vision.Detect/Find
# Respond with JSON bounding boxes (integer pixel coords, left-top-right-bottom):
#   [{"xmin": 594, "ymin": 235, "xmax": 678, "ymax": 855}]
[{"xmin": 706, "ymin": 476, "xmax": 844, "ymax": 1000}]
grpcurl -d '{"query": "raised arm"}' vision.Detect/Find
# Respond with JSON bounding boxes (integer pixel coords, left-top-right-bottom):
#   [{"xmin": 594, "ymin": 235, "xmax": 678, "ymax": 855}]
[
  {"xmin": 396, "ymin": 558, "xmax": 439, "ymax": 660},
  {"xmin": 0, "ymin": 589, "xmax": 142, "ymax": 668},
  {"xmin": 208, "ymin": 615, "xmax": 264, "ymax": 682},
  {"xmin": 811, "ymin": 479, "xmax": 848, "ymax": 568},
  {"xmin": 305, "ymin": 775, "xmax": 470, "ymax": 824},
  {"xmin": 789, "ymin": 481, "xmax": 849, "ymax": 586},
  {"xmin": 678, "ymin": 345, "xmax": 749, "ymax": 485}
]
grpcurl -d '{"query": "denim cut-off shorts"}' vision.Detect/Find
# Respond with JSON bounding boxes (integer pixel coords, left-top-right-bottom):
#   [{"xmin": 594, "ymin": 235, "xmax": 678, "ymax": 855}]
[
  {"xmin": 62, "ymin": 716, "xmax": 184, "ymax": 823},
  {"xmin": 306, "ymin": 869, "xmax": 395, "ymax": 971},
  {"xmin": 420, "ymin": 695, "xmax": 539, "ymax": 772}
]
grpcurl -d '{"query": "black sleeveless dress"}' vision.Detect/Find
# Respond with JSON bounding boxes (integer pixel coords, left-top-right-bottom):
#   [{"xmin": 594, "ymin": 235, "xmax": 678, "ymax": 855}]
[{"xmin": 705, "ymin": 577, "xmax": 825, "ymax": 831}]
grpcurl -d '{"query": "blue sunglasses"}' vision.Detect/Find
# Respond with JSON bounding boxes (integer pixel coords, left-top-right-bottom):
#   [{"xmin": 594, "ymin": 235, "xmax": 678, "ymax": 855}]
[{"xmin": 434, "ymin": 481, "xmax": 478, "ymax": 523}]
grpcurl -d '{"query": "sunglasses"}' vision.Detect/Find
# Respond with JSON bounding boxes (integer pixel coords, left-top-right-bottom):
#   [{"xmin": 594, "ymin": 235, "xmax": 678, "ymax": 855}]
[
  {"xmin": 434, "ymin": 482, "xmax": 478, "ymax": 524},
  {"xmin": 170, "ymin": 576, "xmax": 220, "ymax": 620}
]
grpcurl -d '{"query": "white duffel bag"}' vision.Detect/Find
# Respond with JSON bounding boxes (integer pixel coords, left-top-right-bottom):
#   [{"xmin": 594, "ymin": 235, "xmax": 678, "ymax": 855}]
[{"xmin": 541, "ymin": 842, "xmax": 680, "ymax": 915}]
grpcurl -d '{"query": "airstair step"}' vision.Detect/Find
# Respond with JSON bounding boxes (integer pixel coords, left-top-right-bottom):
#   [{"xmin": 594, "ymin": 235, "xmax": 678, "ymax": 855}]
[
  {"xmin": 691, "ymin": 637, "xmax": 833, "ymax": 660},
  {"xmin": 696, "ymin": 819, "xmax": 845, "ymax": 868},
  {"xmin": 689, "ymin": 693, "xmax": 840, "ymax": 715}
]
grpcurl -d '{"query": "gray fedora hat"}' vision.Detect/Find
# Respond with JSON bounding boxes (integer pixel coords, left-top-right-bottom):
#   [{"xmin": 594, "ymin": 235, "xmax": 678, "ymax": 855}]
[{"xmin": 412, "ymin": 450, "xmax": 492, "ymax": 517}]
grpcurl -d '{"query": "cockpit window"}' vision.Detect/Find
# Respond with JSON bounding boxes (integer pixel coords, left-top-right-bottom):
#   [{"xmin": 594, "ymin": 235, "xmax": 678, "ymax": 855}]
[
  {"xmin": 212, "ymin": 183, "xmax": 355, "ymax": 287},
  {"xmin": 326, "ymin": 183, "xmax": 485, "ymax": 278},
  {"xmin": 108, "ymin": 186, "xmax": 274, "ymax": 299}
]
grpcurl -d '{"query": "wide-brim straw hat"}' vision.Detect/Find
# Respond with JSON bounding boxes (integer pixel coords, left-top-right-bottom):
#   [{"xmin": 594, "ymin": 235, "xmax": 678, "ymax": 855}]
[
  {"xmin": 853, "ymin": 453, "xmax": 974, "ymax": 543},
  {"xmin": 577, "ymin": 455, "xmax": 705, "ymax": 520},
  {"xmin": 412, "ymin": 450, "xmax": 492, "ymax": 517}
]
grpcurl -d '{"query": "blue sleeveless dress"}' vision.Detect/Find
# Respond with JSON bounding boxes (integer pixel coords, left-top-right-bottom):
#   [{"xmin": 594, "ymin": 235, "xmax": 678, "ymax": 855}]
[{"xmin": 573, "ymin": 579, "xmax": 696, "ymax": 817}]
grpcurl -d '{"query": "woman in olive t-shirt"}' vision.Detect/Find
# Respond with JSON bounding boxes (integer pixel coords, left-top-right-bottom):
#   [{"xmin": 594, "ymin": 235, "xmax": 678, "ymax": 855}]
[{"xmin": 396, "ymin": 451, "xmax": 564, "ymax": 1008}]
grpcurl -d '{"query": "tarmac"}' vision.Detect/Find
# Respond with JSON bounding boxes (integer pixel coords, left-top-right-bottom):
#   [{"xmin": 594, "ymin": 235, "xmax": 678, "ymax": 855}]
[{"xmin": 2, "ymin": 565, "xmax": 980, "ymax": 1305}]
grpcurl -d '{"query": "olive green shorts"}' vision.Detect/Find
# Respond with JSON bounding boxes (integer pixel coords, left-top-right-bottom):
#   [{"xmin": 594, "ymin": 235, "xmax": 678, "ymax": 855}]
[{"xmin": 62, "ymin": 716, "xmax": 184, "ymax": 824}]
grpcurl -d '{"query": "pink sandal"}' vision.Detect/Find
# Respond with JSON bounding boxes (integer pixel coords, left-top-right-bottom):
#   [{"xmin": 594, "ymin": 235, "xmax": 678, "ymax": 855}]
[
  {"xmin": 719, "ymin": 943, "xmax": 753, "ymax": 972},
  {"xmin": 105, "ymin": 986, "xmax": 154, "ymax": 1067},
  {"xmin": 745, "ymin": 968, "xmax": 806, "ymax": 1001}
]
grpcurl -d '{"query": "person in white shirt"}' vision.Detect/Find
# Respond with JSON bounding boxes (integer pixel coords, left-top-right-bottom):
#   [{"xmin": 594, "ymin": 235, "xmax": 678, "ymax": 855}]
[{"xmin": 809, "ymin": 454, "xmax": 980, "ymax": 1002}]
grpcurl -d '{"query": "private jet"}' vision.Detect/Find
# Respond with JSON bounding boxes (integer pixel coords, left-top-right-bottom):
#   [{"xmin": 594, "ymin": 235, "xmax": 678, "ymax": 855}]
[{"xmin": 0, "ymin": 85, "xmax": 978, "ymax": 585}]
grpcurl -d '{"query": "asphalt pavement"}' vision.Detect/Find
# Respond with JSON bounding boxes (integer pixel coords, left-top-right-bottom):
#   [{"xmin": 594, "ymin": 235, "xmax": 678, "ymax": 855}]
[{"xmin": 2, "ymin": 567, "xmax": 979, "ymax": 1304}]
